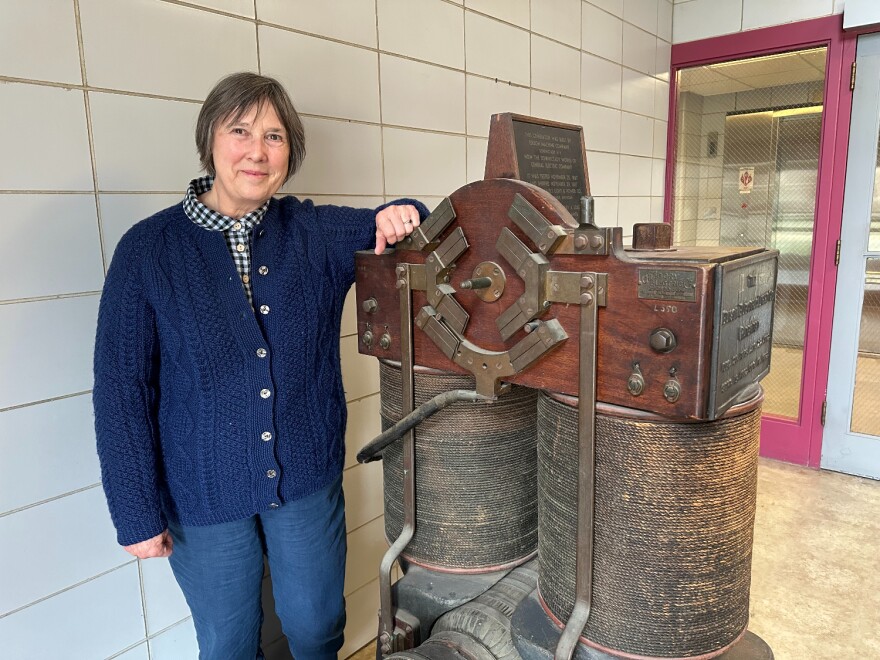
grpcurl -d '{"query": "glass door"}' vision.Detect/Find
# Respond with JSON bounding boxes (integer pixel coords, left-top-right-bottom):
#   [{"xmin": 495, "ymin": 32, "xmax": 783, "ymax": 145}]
[
  {"xmin": 670, "ymin": 47, "xmax": 829, "ymax": 460},
  {"xmin": 824, "ymin": 33, "xmax": 880, "ymax": 479}
]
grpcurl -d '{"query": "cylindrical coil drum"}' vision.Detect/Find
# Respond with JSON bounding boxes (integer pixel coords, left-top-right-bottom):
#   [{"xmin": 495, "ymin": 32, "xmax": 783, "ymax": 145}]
[
  {"xmin": 380, "ymin": 361, "xmax": 538, "ymax": 571},
  {"xmin": 537, "ymin": 391, "xmax": 763, "ymax": 659}
]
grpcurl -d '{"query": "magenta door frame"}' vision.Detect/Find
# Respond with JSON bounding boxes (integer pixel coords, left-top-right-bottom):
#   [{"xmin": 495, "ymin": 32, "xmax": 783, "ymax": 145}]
[{"xmin": 665, "ymin": 15, "xmax": 858, "ymax": 467}]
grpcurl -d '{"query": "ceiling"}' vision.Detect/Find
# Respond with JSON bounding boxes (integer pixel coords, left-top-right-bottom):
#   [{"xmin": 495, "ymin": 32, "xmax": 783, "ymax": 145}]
[{"xmin": 679, "ymin": 48, "xmax": 827, "ymax": 97}]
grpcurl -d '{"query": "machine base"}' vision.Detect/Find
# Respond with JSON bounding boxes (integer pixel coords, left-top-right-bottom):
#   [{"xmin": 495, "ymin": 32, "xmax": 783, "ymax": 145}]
[
  {"xmin": 510, "ymin": 591, "xmax": 774, "ymax": 660},
  {"xmin": 390, "ymin": 561, "xmax": 514, "ymax": 646}
]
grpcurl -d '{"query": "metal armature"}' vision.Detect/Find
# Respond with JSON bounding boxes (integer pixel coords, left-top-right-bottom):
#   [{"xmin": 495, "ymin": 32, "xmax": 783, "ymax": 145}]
[
  {"xmin": 378, "ymin": 263, "xmax": 417, "ymax": 655},
  {"xmin": 554, "ymin": 272, "xmax": 602, "ymax": 660}
]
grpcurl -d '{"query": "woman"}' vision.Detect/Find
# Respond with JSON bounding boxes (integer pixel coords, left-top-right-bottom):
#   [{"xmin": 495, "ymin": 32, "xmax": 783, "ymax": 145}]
[{"xmin": 94, "ymin": 72, "xmax": 428, "ymax": 660}]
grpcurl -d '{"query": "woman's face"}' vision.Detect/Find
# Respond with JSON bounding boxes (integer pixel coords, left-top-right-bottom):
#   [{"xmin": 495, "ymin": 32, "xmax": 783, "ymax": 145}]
[{"xmin": 209, "ymin": 102, "xmax": 290, "ymax": 216}]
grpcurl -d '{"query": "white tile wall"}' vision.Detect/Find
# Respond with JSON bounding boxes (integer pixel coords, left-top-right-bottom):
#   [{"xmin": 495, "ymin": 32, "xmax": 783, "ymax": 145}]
[
  {"xmin": 141, "ymin": 558, "xmax": 191, "ymax": 635},
  {"xmin": 343, "ymin": 460, "xmax": 384, "ymax": 532},
  {"xmin": 285, "ymin": 118, "xmax": 383, "ymax": 195},
  {"xmin": 0, "ymin": 195, "xmax": 104, "ymax": 300},
  {"xmin": 383, "ymin": 128, "xmax": 467, "ymax": 196},
  {"xmin": 466, "ymin": 76, "xmax": 531, "ymax": 137},
  {"xmin": 345, "ymin": 516, "xmax": 388, "ymax": 595},
  {"xmin": 260, "ymin": 27, "xmax": 380, "ymax": 123},
  {"xmin": 380, "ymin": 56, "xmax": 466, "ymax": 133},
  {"xmin": 672, "ymin": 0, "xmax": 744, "ymax": 43},
  {"xmin": 0, "ymin": 296, "xmax": 99, "ymax": 409},
  {"xmin": 148, "ymin": 618, "xmax": 199, "ymax": 659},
  {"xmin": 582, "ymin": 2, "xmax": 624, "ymax": 61},
  {"xmin": 582, "ymin": 53, "xmax": 623, "ymax": 107},
  {"xmin": 79, "ymin": 0, "xmax": 258, "ymax": 100},
  {"xmin": 2, "ymin": 1, "xmax": 677, "ymax": 656},
  {"xmin": 0, "ymin": 83, "xmax": 93, "ymax": 191},
  {"xmin": 581, "ymin": 103, "xmax": 622, "ymax": 153},
  {"xmin": 622, "ymin": 23, "xmax": 658, "ymax": 75},
  {"xmin": 531, "ymin": 91, "xmax": 582, "ymax": 126},
  {"xmin": 344, "ymin": 395, "xmax": 382, "ymax": 469},
  {"xmin": 532, "ymin": 36, "xmax": 581, "ymax": 97},
  {"xmin": 0, "ymin": 564, "xmax": 144, "ymax": 660},
  {"xmin": 0, "ymin": 395, "xmax": 100, "ymax": 514},
  {"xmin": 0, "ymin": 0, "xmax": 81, "ymax": 84},
  {"xmin": 466, "ymin": 0, "xmax": 531, "ymax": 28},
  {"xmin": 379, "ymin": 0, "xmax": 465, "ymax": 69},
  {"xmin": 531, "ymin": 0, "xmax": 582, "ymax": 46},
  {"xmin": 465, "ymin": 12, "xmax": 531, "ymax": 85},
  {"xmin": 741, "ymin": 0, "xmax": 835, "ymax": 30},
  {"xmin": 0, "ymin": 488, "xmax": 128, "ymax": 614},
  {"xmin": 89, "ymin": 93, "xmax": 201, "ymax": 191},
  {"xmin": 257, "ymin": 0, "xmax": 377, "ymax": 47}
]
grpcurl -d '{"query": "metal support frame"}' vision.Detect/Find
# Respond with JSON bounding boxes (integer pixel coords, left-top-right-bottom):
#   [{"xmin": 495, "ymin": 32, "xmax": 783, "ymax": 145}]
[
  {"xmin": 554, "ymin": 274, "xmax": 600, "ymax": 660},
  {"xmin": 379, "ymin": 264, "xmax": 417, "ymax": 656}
]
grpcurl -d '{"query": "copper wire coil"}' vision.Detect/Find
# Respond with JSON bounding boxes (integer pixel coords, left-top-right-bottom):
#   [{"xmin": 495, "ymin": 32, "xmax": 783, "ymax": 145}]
[
  {"xmin": 380, "ymin": 361, "xmax": 539, "ymax": 571},
  {"xmin": 537, "ymin": 390, "xmax": 763, "ymax": 658}
]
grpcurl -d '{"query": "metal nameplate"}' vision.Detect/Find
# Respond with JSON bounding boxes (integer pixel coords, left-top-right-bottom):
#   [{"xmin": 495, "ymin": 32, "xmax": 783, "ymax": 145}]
[
  {"xmin": 708, "ymin": 251, "xmax": 778, "ymax": 419},
  {"xmin": 512, "ymin": 120, "xmax": 587, "ymax": 219},
  {"xmin": 637, "ymin": 268, "xmax": 697, "ymax": 302}
]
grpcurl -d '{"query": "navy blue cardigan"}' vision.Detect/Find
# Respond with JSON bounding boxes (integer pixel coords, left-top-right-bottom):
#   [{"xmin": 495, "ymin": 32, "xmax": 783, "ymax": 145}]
[{"xmin": 94, "ymin": 195, "xmax": 426, "ymax": 545}]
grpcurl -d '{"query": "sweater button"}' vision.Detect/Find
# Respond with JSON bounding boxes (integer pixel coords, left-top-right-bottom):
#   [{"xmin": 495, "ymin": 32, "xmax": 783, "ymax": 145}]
[
  {"xmin": 269, "ymin": 502, "xmax": 279, "ymax": 509},
  {"xmin": 259, "ymin": 304, "xmax": 270, "ymax": 315},
  {"xmin": 256, "ymin": 348, "xmax": 267, "ymax": 358},
  {"xmin": 261, "ymin": 431, "xmax": 272, "ymax": 441},
  {"xmin": 266, "ymin": 470, "xmax": 277, "ymax": 479},
  {"xmin": 258, "ymin": 266, "xmax": 269, "ymax": 275},
  {"xmin": 260, "ymin": 388, "xmax": 271, "ymax": 399}
]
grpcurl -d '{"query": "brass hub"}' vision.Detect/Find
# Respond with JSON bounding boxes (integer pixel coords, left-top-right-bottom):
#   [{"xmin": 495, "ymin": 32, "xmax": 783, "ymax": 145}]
[{"xmin": 471, "ymin": 261, "xmax": 506, "ymax": 303}]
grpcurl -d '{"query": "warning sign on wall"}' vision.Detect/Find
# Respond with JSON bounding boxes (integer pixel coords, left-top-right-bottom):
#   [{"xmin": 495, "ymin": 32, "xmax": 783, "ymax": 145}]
[{"xmin": 739, "ymin": 167, "xmax": 754, "ymax": 193}]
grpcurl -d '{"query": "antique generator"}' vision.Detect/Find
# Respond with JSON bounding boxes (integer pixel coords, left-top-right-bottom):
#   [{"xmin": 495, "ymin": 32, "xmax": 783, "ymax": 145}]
[{"xmin": 355, "ymin": 114, "xmax": 778, "ymax": 660}]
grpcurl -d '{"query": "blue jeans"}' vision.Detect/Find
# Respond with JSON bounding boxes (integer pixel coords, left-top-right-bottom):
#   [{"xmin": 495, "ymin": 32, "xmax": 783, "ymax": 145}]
[{"xmin": 167, "ymin": 476, "xmax": 347, "ymax": 660}]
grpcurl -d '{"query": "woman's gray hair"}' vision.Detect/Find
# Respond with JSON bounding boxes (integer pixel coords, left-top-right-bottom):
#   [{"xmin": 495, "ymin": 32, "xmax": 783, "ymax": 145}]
[{"xmin": 195, "ymin": 72, "xmax": 306, "ymax": 182}]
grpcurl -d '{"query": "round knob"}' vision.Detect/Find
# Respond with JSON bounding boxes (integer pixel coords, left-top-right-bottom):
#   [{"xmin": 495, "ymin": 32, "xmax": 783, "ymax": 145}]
[
  {"xmin": 379, "ymin": 334, "xmax": 392, "ymax": 350},
  {"xmin": 649, "ymin": 328, "xmax": 677, "ymax": 353},
  {"xmin": 361, "ymin": 330, "xmax": 373, "ymax": 347},
  {"xmin": 663, "ymin": 379, "xmax": 681, "ymax": 403},
  {"xmin": 627, "ymin": 372, "xmax": 645, "ymax": 396},
  {"xmin": 362, "ymin": 297, "xmax": 378, "ymax": 313}
]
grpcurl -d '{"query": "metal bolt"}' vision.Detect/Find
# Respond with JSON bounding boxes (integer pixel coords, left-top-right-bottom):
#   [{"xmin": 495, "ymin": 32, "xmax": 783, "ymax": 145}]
[
  {"xmin": 361, "ymin": 330, "xmax": 373, "ymax": 347},
  {"xmin": 574, "ymin": 235, "xmax": 588, "ymax": 250},
  {"xmin": 362, "ymin": 298, "xmax": 378, "ymax": 313},
  {"xmin": 396, "ymin": 265, "xmax": 405, "ymax": 275},
  {"xmin": 524, "ymin": 320, "xmax": 541, "ymax": 334},
  {"xmin": 395, "ymin": 278, "xmax": 406, "ymax": 289},
  {"xmin": 580, "ymin": 292, "xmax": 594, "ymax": 305},
  {"xmin": 539, "ymin": 243, "xmax": 547, "ymax": 251},
  {"xmin": 493, "ymin": 268, "xmax": 500, "ymax": 275},
  {"xmin": 543, "ymin": 300, "xmax": 551, "ymax": 309},
  {"xmin": 379, "ymin": 334, "xmax": 392, "ymax": 349},
  {"xmin": 589, "ymin": 235, "xmax": 604, "ymax": 249},
  {"xmin": 493, "ymin": 289, "xmax": 500, "ymax": 298},
  {"xmin": 547, "ymin": 230, "xmax": 556, "ymax": 239},
  {"xmin": 581, "ymin": 275, "xmax": 594, "ymax": 289}
]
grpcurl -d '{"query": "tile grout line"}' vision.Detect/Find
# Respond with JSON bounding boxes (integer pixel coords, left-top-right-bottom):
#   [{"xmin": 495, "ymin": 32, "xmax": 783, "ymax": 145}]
[
  {"xmin": 0, "ymin": 389, "xmax": 92, "ymax": 413},
  {"xmin": 0, "ymin": 483, "xmax": 102, "ymax": 519},
  {"xmin": 0, "ymin": 560, "xmax": 136, "ymax": 621},
  {"xmin": 72, "ymin": 0, "xmax": 108, "ymax": 275},
  {"xmin": 136, "ymin": 558, "xmax": 152, "ymax": 660},
  {"xmin": 375, "ymin": 0, "xmax": 387, "ymax": 205},
  {"xmin": 0, "ymin": 291, "xmax": 101, "ymax": 307}
]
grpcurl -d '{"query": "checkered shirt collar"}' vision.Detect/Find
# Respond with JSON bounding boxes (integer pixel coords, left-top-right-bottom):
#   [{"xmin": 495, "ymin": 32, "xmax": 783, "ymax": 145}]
[{"xmin": 183, "ymin": 176, "xmax": 268, "ymax": 230}]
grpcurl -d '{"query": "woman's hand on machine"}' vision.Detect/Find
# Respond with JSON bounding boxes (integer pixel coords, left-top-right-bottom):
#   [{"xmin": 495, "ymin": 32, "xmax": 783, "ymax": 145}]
[{"xmin": 375, "ymin": 204, "xmax": 421, "ymax": 254}]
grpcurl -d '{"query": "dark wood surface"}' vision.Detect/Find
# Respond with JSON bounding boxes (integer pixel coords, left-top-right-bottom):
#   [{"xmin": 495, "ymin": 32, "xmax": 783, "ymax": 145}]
[{"xmin": 354, "ymin": 178, "xmax": 767, "ymax": 420}]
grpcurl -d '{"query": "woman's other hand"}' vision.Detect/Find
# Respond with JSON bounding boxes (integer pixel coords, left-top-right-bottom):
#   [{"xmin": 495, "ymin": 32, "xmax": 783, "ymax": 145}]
[
  {"xmin": 375, "ymin": 204, "xmax": 421, "ymax": 255},
  {"xmin": 124, "ymin": 529, "xmax": 173, "ymax": 559}
]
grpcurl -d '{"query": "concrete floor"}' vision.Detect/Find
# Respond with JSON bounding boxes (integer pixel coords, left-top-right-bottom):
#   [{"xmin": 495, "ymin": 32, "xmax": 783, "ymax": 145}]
[{"xmin": 346, "ymin": 459, "xmax": 880, "ymax": 660}]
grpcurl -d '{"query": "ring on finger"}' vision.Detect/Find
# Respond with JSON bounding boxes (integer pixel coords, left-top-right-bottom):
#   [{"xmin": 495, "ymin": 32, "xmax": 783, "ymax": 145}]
[{"xmin": 403, "ymin": 219, "xmax": 413, "ymax": 225}]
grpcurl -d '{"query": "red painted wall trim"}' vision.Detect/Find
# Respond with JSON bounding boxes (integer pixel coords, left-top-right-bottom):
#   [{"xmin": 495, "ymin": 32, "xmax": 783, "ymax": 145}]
[{"xmin": 664, "ymin": 15, "xmax": 860, "ymax": 467}]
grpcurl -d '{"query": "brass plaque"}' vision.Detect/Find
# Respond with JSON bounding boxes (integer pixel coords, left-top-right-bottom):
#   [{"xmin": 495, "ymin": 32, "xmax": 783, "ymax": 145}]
[
  {"xmin": 637, "ymin": 269, "xmax": 697, "ymax": 302},
  {"xmin": 709, "ymin": 251, "xmax": 778, "ymax": 419},
  {"xmin": 511, "ymin": 119, "xmax": 587, "ymax": 219}
]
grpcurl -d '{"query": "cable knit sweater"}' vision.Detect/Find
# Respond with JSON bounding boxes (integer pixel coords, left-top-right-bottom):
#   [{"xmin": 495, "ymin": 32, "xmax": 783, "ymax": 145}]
[{"xmin": 94, "ymin": 195, "xmax": 427, "ymax": 545}]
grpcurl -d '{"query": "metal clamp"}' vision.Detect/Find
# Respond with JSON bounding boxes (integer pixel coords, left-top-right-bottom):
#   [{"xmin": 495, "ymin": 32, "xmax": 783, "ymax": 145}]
[
  {"xmin": 398, "ymin": 197, "xmax": 457, "ymax": 252},
  {"xmin": 508, "ymin": 193, "xmax": 568, "ymax": 255},
  {"xmin": 495, "ymin": 228, "xmax": 551, "ymax": 340}
]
